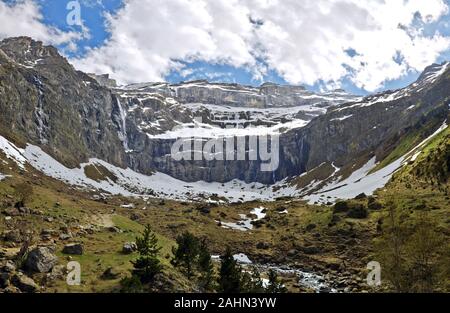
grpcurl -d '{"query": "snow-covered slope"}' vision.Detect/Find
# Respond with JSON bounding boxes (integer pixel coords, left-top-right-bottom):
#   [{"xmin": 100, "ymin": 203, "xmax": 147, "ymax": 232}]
[
  {"xmin": 0, "ymin": 136, "xmax": 26, "ymax": 169},
  {"xmin": 303, "ymin": 121, "xmax": 449, "ymax": 204},
  {"xmin": 2, "ymin": 120, "xmax": 446, "ymax": 204},
  {"xmin": 335, "ymin": 62, "xmax": 449, "ymax": 112},
  {"xmin": 1, "ymin": 116, "xmax": 448, "ymax": 203}
]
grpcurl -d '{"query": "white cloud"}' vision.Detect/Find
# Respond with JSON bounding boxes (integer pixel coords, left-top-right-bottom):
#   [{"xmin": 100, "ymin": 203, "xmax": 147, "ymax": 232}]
[
  {"xmin": 0, "ymin": 0, "xmax": 84, "ymax": 46},
  {"xmin": 73, "ymin": 0, "xmax": 256, "ymax": 82},
  {"xmin": 6, "ymin": 0, "xmax": 447, "ymax": 92}
]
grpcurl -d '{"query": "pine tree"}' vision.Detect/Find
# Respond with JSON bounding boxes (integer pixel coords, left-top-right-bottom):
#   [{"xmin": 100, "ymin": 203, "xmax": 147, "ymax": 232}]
[
  {"xmin": 266, "ymin": 269, "xmax": 287, "ymax": 293},
  {"xmin": 198, "ymin": 239, "xmax": 215, "ymax": 291},
  {"xmin": 172, "ymin": 231, "xmax": 200, "ymax": 278},
  {"xmin": 218, "ymin": 247, "xmax": 242, "ymax": 293},
  {"xmin": 240, "ymin": 266, "xmax": 266, "ymax": 293},
  {"xmin": 131, "ymin": 225, "xmax": 162, "ymax": 283}
]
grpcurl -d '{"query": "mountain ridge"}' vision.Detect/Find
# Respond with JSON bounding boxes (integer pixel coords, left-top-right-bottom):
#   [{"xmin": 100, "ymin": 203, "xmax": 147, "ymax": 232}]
[{"xmin": 0, "ymin": 37, "xmax": 449, "ymax": 200}]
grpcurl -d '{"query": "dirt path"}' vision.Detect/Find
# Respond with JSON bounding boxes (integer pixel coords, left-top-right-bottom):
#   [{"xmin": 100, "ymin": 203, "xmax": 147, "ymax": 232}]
[{"xmin": 90, "ymin": 214, "xmax": 115, "ymax": 228}]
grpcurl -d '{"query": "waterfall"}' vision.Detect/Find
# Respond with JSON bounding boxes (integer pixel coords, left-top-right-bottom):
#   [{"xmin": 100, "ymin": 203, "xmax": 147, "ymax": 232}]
[
  {"xmin": 33, "ymin": 76, "xmax": 48, "ymax": 144},
  {"xmin": 116, "ymin": 97, "xmax": 130, "ymax": 152}
]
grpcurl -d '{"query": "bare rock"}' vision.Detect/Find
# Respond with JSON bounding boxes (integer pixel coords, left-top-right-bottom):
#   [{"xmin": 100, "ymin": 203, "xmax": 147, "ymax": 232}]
[
  {"xmin": 26, "ymin": 246, "xmax": 58, "ymax": 273},
  {"xmin": 122, "ymin": 242, "xmax": 137, "ymax": 254},
  {"xmin": 11, "ymin": 273, "xmax": 39, "ymax": 293},
  {"xmin": 62, "ymin": 243, "xmax": 84, "ymax": 255}
]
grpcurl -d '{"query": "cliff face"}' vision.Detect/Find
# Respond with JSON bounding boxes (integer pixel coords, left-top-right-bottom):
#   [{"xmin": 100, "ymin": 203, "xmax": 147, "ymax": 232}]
[
  {"xmin": 0, "ymin": 37, "xmax": 449, "ymax": 185},
  {"xmin": 0, "ymin": 37, "xmax": 126, "ymax": 168}
]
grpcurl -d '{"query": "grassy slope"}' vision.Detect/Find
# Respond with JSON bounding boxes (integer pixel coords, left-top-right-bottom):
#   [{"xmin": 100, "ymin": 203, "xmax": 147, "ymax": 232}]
[
  {"xmin": 0, "ymin": 155, "xmax": 194, "ymax": 293},
  {"xmin": 370, "ymin": 125, "xmax": 450, "ymax": 291}
]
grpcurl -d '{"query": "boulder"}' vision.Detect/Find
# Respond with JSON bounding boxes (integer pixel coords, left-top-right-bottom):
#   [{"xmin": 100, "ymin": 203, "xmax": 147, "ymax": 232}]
[
  {"xmin": 122, "ymin": 242, "xmax": 137, "ymax": 254},
  {"xmin": 59, "ymin": 233, "xmax": 72, "ymax": 241},
  {"xmin": 62, "ymin": 243, "xmax": 84, "ymax": 255},
  {"xmin": 26, "ymin": 247, "xmax": 58, "ymax": 273},
  {"xmin": 3, "ymin": 260, "xmax": 16, "ymax": 273},
  {"xmin": 0, "ymin": 272, "xmax": 11, "ymax": 288},
  {"xmin": 46, "ymin": 265, "xmax": 66, "ymax": 282},
  {"xmin": 108, "ymin": 226, "xmax": 122, "ymax": 233},
  {"xmin": 354, "ymin": 193, "xmax": 367, "ymax": 200},
  {"xmin": 256, "ymin": 242, "xmax": 270, "ymax": 250},
  {"xmin": 101, "ymin": 267, "xmax": 121, "ymax": 280},
  {"xmin": 3, "ymin": 230, "xmax": 22, "ymax": 243},
  {"xmin": 11, "ymin": 273, "xmax": 39, "ymax": 293},
  {"xmin": 197, "ymin": 206, "xmax": 211, "ymax": 214},
  {"xmin": 300, "ymin": 246, "xmax": 322, "ymax": 255}
]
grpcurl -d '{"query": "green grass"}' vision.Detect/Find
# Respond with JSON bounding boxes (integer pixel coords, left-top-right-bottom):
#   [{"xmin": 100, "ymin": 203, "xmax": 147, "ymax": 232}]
[{"xmin": 370, "ymin": 131, "xmax": 421, "ymax": 174}]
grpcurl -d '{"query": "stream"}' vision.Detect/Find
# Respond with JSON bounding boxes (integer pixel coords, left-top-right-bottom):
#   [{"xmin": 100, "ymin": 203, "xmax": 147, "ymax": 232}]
[{"xmin": 212, "ymin": 253, "xmax": 337, "ymax": 293}]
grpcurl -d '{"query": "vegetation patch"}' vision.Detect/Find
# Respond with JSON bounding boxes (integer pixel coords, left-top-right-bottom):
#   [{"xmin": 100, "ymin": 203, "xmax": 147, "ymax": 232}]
[{"xmin": 84, "ymin": 164, "xmax": 118, "ymax": 183}]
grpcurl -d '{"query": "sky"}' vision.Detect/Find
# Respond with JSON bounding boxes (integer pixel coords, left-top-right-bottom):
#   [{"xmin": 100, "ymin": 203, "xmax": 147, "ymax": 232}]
[{"xmin": 1, "ymin": 0, "xmax": 450, "ymax": 95}]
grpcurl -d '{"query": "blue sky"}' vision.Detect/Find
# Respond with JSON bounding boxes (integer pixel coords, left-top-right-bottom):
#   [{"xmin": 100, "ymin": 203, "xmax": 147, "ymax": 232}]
[{"xmin": 2, "ymin": 0, "xmax": 450, "ymax": 95}]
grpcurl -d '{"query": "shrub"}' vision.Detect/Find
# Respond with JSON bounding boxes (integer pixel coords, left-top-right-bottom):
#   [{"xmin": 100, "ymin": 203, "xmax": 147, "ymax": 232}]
[
  {"xmin": 14, "ymin": 182, "xmax": 33, "ymax": 208},
  {"xmin": 333, "ymin": 201, "xmax": 349, "ymax": 213},
  {"xmin": 347, "ymin": 205, "xmax": 368, "ymax": 219}
]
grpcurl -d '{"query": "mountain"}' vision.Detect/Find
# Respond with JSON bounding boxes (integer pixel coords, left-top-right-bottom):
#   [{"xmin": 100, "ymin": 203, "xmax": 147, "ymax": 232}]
[
  {"xmin": 0, "ymin": 37, "xmax": 449, "ymax": 203},
  {"xmin": 1, "ymin": 37, "xmax": 449, "ymax": 294}
]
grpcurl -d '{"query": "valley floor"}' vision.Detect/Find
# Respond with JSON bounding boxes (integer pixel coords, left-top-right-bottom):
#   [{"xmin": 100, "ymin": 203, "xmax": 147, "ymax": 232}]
[{"xmin": 1, "ymin": 157, "xmax": 448, "ymax": 293}]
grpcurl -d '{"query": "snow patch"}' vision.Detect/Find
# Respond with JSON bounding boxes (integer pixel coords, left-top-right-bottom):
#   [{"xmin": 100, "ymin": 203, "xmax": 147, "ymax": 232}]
[
  {"xmin": 0, "ymin": 136, "xmax": 26, "ymax": 169},
  {"xmin": 219, "ymin": 207, "xmax": 267, "ymax": 231},
  {"xmin": 19, "ymin": 143, "xmax": 289, "ymax": 202},
  {"xmin": 331, "ymin": 115, "xmax": 352, "ymax": 122},
  {"xmin": 233, "ymin": 253, "xmax": 253, "ymax": 264},
  {"xmin": 306, "ymin": 157, "xmax": 402, "ymax": 204}
]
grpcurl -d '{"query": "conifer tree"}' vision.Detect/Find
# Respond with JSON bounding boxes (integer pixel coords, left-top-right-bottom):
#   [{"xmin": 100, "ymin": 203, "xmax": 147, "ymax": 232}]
[
  {"xmin": 198, "ymin": 239, "xmax": 215, "ymax": 291},
  {"xmin": 218, "ymin": 247, "xmax": 242, "ymax": 293},
  {"xmin": 132, "ymin": 224, "xmax": 162, "ymax": 283},
  {"xmin": 172, "ymin": 231, "xmax": 200, "ymax": 278},
  {"xmin": 266, "ymin": 269, "xmax": 287, "ymax": 293}
]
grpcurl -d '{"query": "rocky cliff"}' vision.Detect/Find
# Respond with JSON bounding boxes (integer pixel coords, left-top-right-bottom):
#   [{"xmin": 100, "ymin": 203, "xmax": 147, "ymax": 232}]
[{"xmin": 0, "ymin": 37, "xmax": 449, "ymax": 186}]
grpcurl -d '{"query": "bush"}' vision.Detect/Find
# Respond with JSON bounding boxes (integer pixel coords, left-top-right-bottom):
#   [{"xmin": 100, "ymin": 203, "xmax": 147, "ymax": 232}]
[
  {"xmin": 14, "ymin": 182, "xmax": 33, "ymax": 208},
  {"xmin": 333, "ymin": 201, "xmax": 349, "ymax": 213},
  {"xmin": 198, "ymin": 239, "xmax": 215, "ymax": 291},
  {"xmin": 346, "ymin": 205, "xmax": 368, "ymax": 219},
  {"xmin": 368, "ymin": 201, "xmax": 383, "ymax": 211},
  {"xmin": 120, "ymin": 275, "xmax": 144, "ymax": 293},
  {"xmin": 266, "ymin": 270, "xmax": 287, "ymax": 293},
  {"xmin": 376, "ymin": 205, "xmax": 447, "ymax": 292}
]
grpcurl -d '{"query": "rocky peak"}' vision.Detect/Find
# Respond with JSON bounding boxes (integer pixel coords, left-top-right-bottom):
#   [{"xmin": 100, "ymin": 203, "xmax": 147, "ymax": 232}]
[
  {"xmin": 0, "ymin": 37, "xmax": 61, "ymax": 67},
  {"xmin": 416, "ymin": 61, "xmax": 450, "ymax": 84},
  {"xmin": 88, "ymin": 73, "xmax": 118, "ymax": 88}
]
